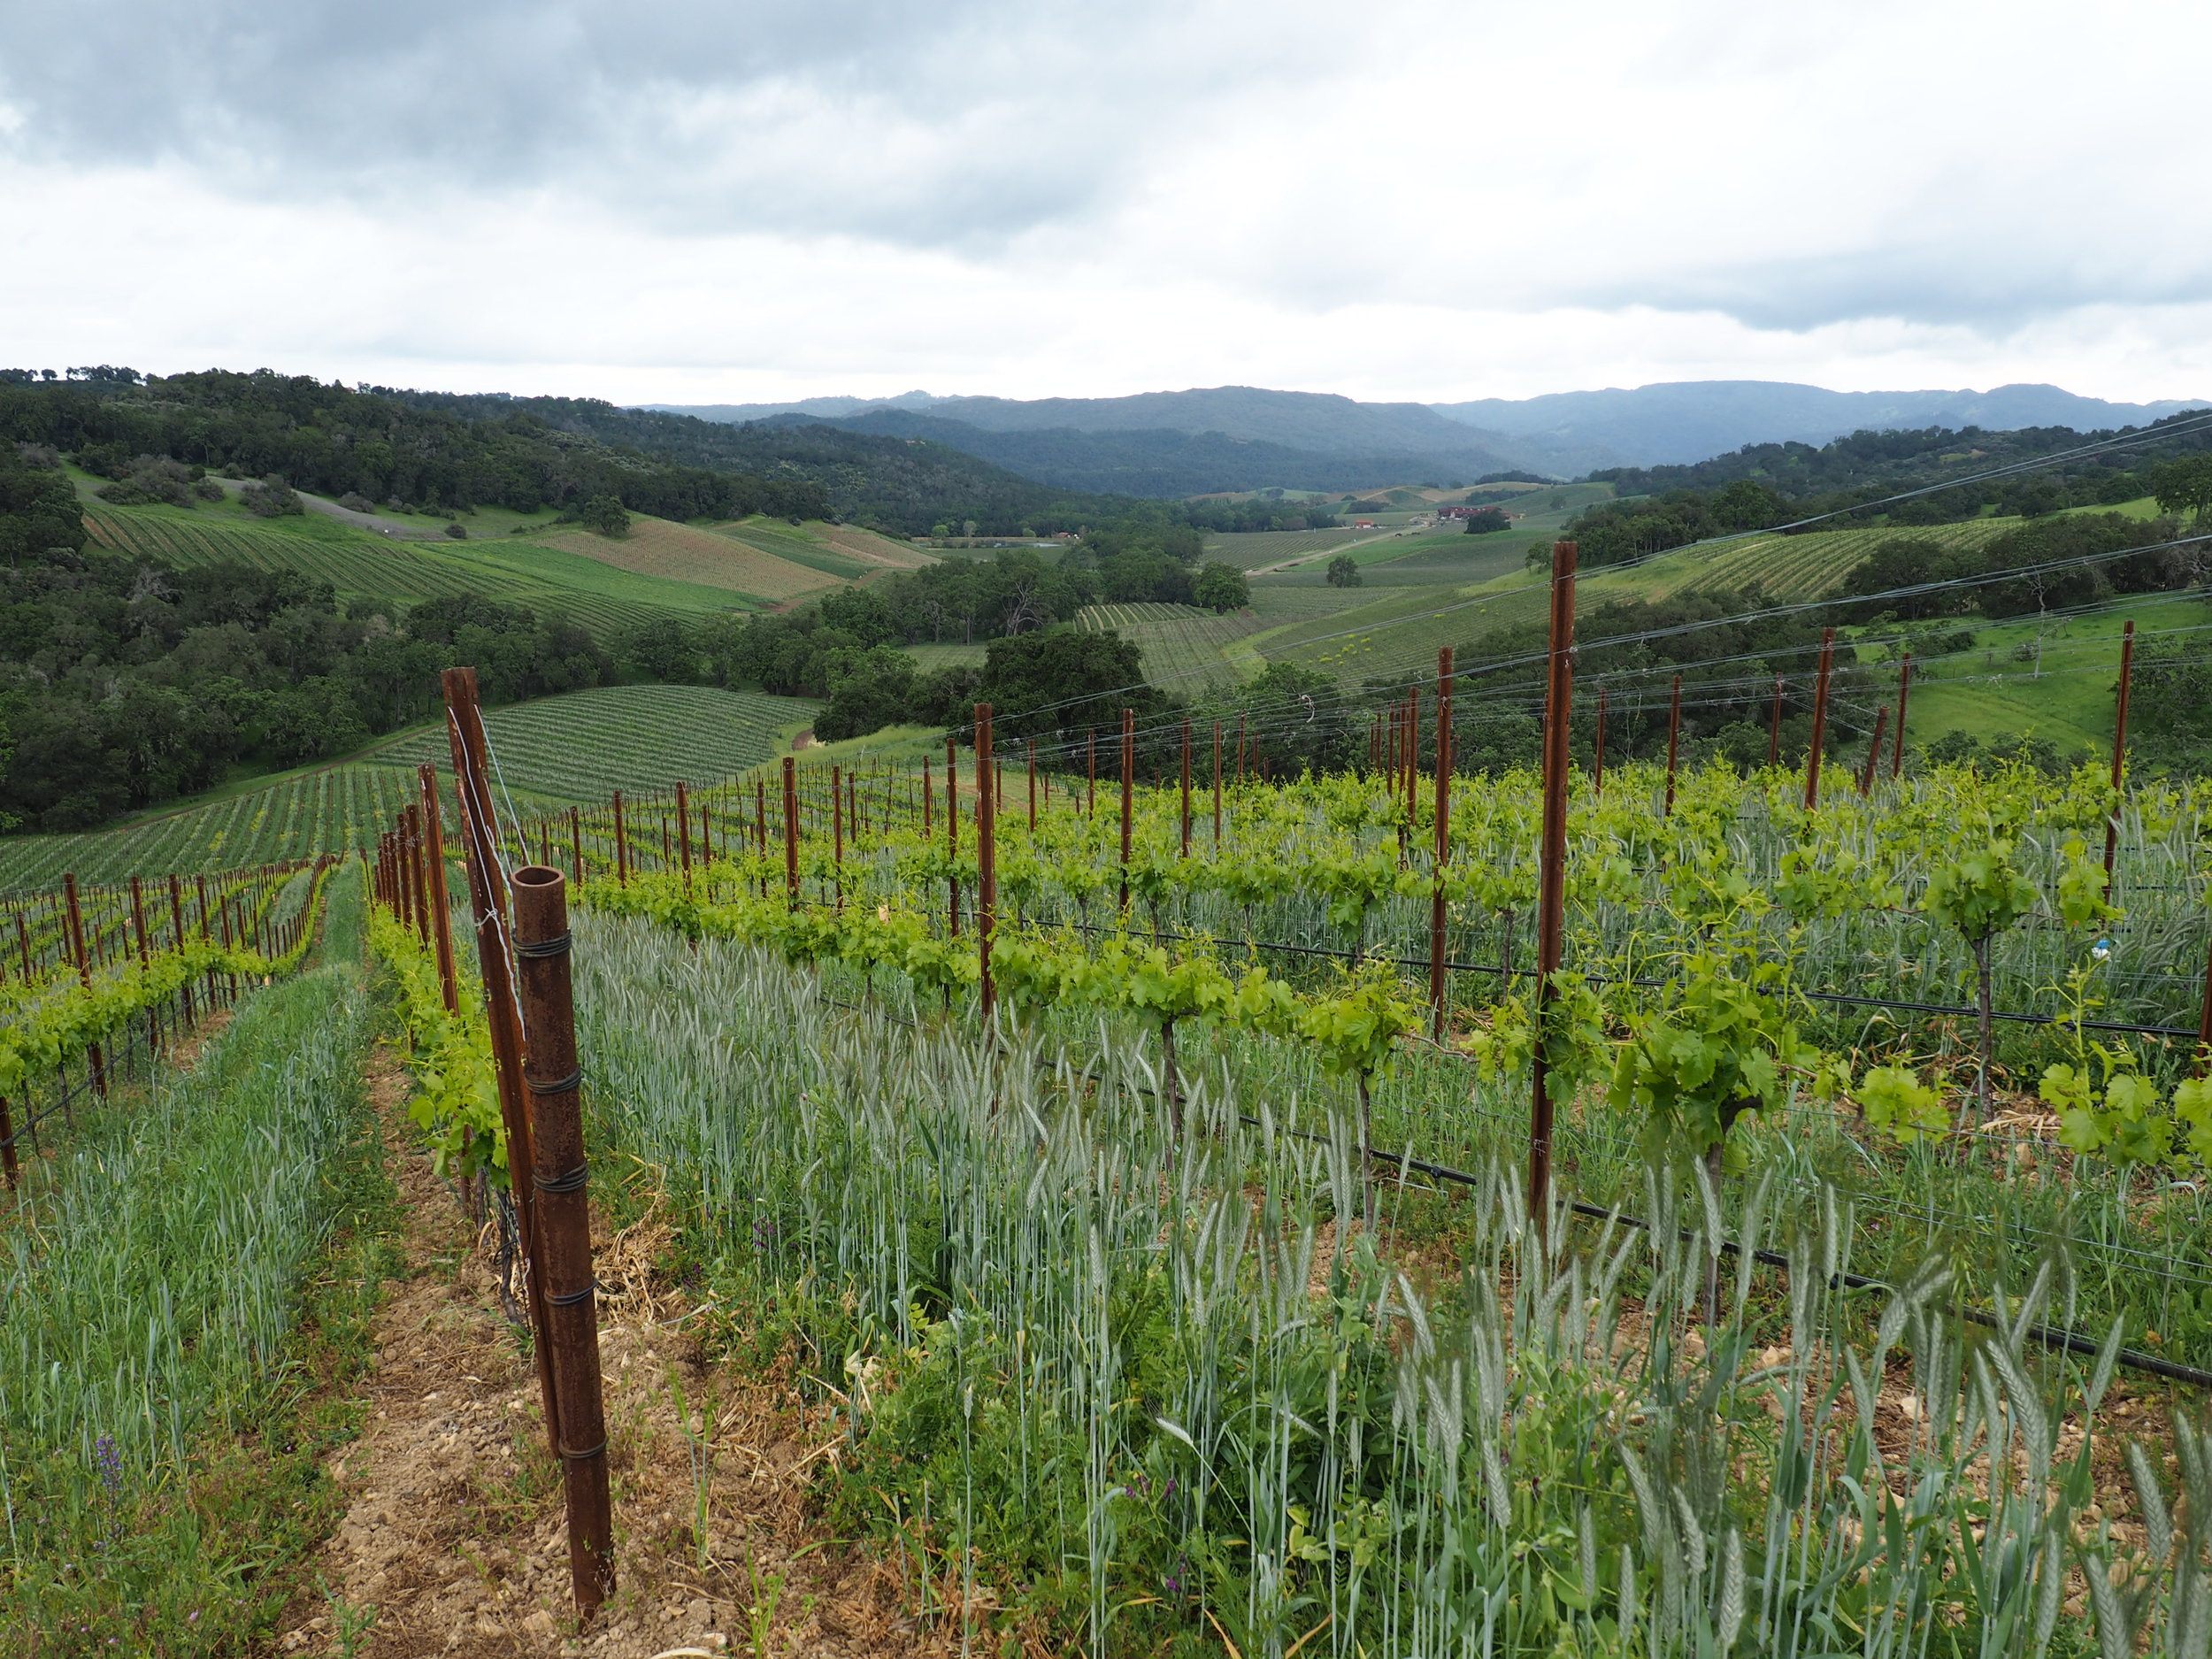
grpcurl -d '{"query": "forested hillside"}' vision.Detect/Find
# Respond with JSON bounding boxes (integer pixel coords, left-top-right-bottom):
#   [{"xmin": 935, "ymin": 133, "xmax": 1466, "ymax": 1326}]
[{"xmin": 0, "ymin": 368, "xmax": 1122, "ymax": 537}]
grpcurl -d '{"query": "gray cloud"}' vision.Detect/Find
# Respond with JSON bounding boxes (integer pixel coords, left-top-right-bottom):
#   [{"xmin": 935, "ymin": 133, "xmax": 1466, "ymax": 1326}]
[
  {"xmin": 0, "ymin": 0, "xmax": 1240, "ymax": 244},
  {"xmin": 4, "ymin": 0, "xmax": 2208, "ymax": 389},
  {"xmin": 1560, "ymin": 250, "xmax": 2212, "ymax": 335}
]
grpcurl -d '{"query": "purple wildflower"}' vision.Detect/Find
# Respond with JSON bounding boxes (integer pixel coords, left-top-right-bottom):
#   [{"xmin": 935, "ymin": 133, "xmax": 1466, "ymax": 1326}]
[{"xmin": 93, "ymin": 1434, "xmax": 122, "ymax": 1505}]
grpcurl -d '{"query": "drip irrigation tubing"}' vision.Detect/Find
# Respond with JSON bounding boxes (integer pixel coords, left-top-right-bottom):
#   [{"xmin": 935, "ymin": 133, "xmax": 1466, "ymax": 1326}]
[
  {"xmin": 1233, "ymin": 1110, "xmax": 2212, "ymax": 1390},
  {"xmin": 771, "ymin": 949, "xmax": 2212, "ymax": 1391},
  {"xmin": 1038, "ymin": 913, "xmax": 2205, "ymax": 1041}
]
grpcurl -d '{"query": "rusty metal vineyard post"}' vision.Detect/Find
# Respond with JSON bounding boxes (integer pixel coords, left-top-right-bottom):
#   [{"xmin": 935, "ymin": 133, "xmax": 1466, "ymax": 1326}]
[
  {"xmin": 1594, "ymin": 687, "xmax": 1607, "ymax": 795},
  {"xmin": 1528, "ymin": 541, "xmax": 1577, "ymax": 1248},
  {"xmin": 976, "ymin": 704, "xmax": 997, "ymax": 1019},
  {"xmin": 1212, "ymin": 720, "xmax": 1223, "ymax": 842},
  {"xmin": 1430, "ymin": 647, "xmax": 1453, "ymax": 1041},
  {"xmin": 63, "ymin": 875, "xmax": 106, "ymax": 1100},
  {"xmin": 945, "ymin": 737, "xmax": 960, "ymax": 938},
  {"xmin": 510, "ymin": 864, "xmax": 617, "ymax": 1617},
  {"xmin": 782, "ymin": 757, "xmax": 800, "ymax": 908},
  {"xmin": 1119, "ymin": 708, "xmax": 1135, "ymax": 915},
  {"xmin": 1859, "ymin": 706, "xmax": 1890, "ymax": 796},
  {"xmin": 1663, "ymin": 674, "xmax": 1681, "ymax": 818},
  {"xmin": 1804, "ymin": 627, "xmax": 1835, "ymax": 810},
  {"xmin": 2105, "ymin": 618, "xmax": 2135, "ymax": 888},
  {"xmin": 167, "ymin": 875, "xmax": 194, "ymax": 1027},
  {"xmin": 440, "ymin": 666, "xmax": 563, "ymax": 1457},
  {"xmin": 676, "ymin": 781, "xmax": 693, "ymax": 889},
  {"xmin": 1179, "ymin": 718, "xmax": 1192, "ymax": 857},
  {"xmin": 408, "ymin": 803, "xmax": 433, "ymax": 946},
  {"xmin": 1893, "ymin": 650, "xmax": 1912, "ymax": 778},
  {"xmin": 419, "ymin": 765, "xmax": 462, "ymax": 1018}
]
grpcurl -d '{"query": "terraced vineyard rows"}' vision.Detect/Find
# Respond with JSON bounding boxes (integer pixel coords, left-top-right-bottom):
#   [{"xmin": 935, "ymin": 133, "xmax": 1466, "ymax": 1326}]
[
  {"xmin": 85, "ymin": 508, "xmax": 704, "ymax": 640},
  {"xmin": 1078, "ymin": 601, "xmax": 1264, "ymax": 687},
  {"xmin": 1650, "ymin": 518, "xmax": 2014, "ymax": 603},
  {"xmin": 1245, "ymin": 581, "xmax": 1415, "ymax": 620},
  {"xmin": 0, "ymin": 764, "xmax": 424, "ymax": 891},
  {"xmin": 365, "ymin": 685, "xmax": 817, "ymax": 801},
  {"xmin": 0, "ymin": 686, "xmax": 819, "ymax": 894},
  {"xmin": 1263, "ymin": 517, "xmax": 2039, "ymax": 682}
]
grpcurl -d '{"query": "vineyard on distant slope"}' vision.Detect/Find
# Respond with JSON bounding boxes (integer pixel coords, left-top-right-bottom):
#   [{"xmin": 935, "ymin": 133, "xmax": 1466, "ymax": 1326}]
[
  {"xmin": 84, "ymin": 507, "xmax": 728, "ymax": 638},
  {"xmin": 0, "ymin": 686, "xmax": 818, "ymax": 892},
  {"xmin": 1078, "ymin": 600, "xmax": 1264, "ymax": 687},
  {"xmin": 365, "ymin": 684, "xmax": 817, "ymax": 801}
]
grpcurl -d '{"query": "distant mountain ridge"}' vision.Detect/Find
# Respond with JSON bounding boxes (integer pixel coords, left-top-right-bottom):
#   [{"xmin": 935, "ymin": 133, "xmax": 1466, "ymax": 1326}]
[
  {"xmin": 654, "ymin": 380, "xmax": 2207, "ymax": 494},
  {"xmin": 1429, "ymin": 380, "xmax": 2208, "ymax": 468},
  {"xmin": 778, "ymin": 407, "xmax": 1521, "ymax": 497}
]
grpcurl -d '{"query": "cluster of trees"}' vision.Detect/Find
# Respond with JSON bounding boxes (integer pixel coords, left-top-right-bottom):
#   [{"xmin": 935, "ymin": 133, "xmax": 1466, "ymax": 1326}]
[
  {"xmin": 612, "ymin": 534, "xmax": 1248, "ymax": 742},
  {"xmin": 1542, "ymin": 480, "xmax": 1791, "ymax": 568},
  {"xmin": 0, "ymin": 447, "xmax": 618, "ymax": 831},
  {"xmin": 1570, "ymin": 414, "xmax": 2212, "ymax": 562},
  {"xmin": 1460, "ymin": 506, "xmax": 1512, "ymax": 534},
  {"xmin": 1592, "ymin": 415, "xmax": 2210, "ymax": 515},
  {"xmin": 1844, "ymin": 513, "xmax": 2204, "ymax": 624},
  {"xmin": 1181, "ymin": 496, "xmax": 1341, "ymax": 534},
  {"xmin": 1384, "ymin": 587, "xmax": 1874, "ymax": 777}
]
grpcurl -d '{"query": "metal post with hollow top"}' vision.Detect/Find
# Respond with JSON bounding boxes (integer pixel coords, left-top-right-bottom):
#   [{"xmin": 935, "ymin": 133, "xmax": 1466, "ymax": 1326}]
[{"xmin": 509, "ymin": 864, "xmax": 615, "ymax": 1617}]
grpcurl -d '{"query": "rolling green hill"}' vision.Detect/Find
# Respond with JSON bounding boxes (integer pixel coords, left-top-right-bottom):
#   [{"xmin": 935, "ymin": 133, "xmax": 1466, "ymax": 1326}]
[
  {"xmin": 85, "ymin": 503, "xmax": 741, "ymax": 640},
  {"xmin": 1176, "ymin": 503, "xmax": 2180, "ymax": 772}
]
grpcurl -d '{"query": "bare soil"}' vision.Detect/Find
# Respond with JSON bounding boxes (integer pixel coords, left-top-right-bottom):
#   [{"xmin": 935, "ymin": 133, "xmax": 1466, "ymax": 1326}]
[{"xmin": 278, "ymin": 1041, "xmax": 941, "ymax": 1658}]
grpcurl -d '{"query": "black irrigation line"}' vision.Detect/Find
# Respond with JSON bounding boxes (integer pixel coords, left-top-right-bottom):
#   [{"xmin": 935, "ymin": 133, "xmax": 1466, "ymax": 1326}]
[
  {"xmin": 1234, "ymin": 1110, "xmax": 2212, "ymax": 1391},
  {"xmin": 1039, "ymin": 913, "xmax": 2205, "ymax": 1042},
  {"xmin": 657, "ymin": 914, "xmax": 2212, "ymax": 1394},
  {"xmin": 3, "ymin": 1064, "xmax": 93, "ymax": 1154},
  {"xmin": 1, "ymin": 979, "xmax": 242, "ymax": 1161}
]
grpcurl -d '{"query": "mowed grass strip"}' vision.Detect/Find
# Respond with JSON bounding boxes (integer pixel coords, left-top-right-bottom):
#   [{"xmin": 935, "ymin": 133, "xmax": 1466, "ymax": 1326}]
[
  {"xmin": 530, "ymin": 517, "xmax": 835, "ymax": 603},
  {"xmin": 718, "ymin": 515, "xmax": 936, "ymax": 574},
  {"xmin": 1201, "ymin": 526, "xmax": 1379, "ymax": 570},
  {"xmin": 1259, "ymin": 527, "xmax": 1540, "ymax": 588}
]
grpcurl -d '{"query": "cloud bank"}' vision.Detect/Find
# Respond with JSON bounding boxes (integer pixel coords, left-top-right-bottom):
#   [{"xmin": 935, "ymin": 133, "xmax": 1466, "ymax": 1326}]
[{"xmin": 4, "ymin": 0, "xmax": 2206, "ymax": 402}]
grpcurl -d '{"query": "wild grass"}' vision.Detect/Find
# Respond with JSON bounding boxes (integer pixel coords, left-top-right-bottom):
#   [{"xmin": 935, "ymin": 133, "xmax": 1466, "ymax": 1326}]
[
  {"xmin": 572, "ymin": 912, "xmax": 2211, "ymax": 1656},
  {"xmin": 0, "ymin": 869, "xmax": 391, "ymax": 1654}
]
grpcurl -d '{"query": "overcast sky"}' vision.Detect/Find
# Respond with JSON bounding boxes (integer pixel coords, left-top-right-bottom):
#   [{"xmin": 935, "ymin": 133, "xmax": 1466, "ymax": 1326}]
[{"xmin": 4, "ymin": 0, "xmax": 2207, "ymax": 405}]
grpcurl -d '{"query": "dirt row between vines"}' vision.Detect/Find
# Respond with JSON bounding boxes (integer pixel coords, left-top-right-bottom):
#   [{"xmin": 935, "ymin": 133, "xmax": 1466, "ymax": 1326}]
[{"xmin": 275, "ymin": 1041, "xmax": 947, "ymax": 1659}]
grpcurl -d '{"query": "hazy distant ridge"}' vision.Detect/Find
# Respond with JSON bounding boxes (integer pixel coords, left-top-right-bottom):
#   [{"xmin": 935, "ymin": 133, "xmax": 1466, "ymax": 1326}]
[
  {"xmin": 1428, "ymin": 380, "xmax": 2208, "ymax": 467},
  {"xmin": 654, "ymin": 379, "xmax": 2207, "ymax": 492}
]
